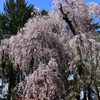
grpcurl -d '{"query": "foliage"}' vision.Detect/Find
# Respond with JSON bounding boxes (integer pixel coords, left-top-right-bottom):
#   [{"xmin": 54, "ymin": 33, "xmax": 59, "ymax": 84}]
[
  {"xmin": 41, "ymin": 9, "xmax": 48, "ymax": 16},
  {"xmin": 0, "ymin": 0, "xmax": 34, "ymax": 35}
]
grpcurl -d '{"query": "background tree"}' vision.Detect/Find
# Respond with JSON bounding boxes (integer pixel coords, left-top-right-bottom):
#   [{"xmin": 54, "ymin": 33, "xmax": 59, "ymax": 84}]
[
  {"xmin": 41, "ymin": 9, "xmax": 48, "ymax": 16},
  {"xmin": 3, "ymin": 0, "xmax": 34, "ymax": 35}
]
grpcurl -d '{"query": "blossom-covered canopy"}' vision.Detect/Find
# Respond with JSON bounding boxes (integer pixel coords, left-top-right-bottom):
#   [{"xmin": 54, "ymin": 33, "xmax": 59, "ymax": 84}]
[{"xmin": 0, "ymin": 0, "xmax": 100, "ymax": 99}]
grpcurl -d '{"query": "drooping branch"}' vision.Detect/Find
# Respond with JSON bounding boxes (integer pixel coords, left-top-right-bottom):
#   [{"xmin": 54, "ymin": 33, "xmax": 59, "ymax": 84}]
[{"xmin": 59, "ymin": 4, "xmax": 77, "ymax": 35}]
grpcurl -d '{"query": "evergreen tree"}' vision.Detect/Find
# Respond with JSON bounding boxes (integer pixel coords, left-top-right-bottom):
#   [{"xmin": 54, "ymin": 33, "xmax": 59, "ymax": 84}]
[
  {"xmin": 91, "ymin": 22, "xmax": 100, "ymax": 42},
  {"xmin": 41, "ymin": 9, "xmax": 48, "ymax": 16},
  {"xmin": 1, "ymin": 0, "xmax": 34, "ymax": 35}
]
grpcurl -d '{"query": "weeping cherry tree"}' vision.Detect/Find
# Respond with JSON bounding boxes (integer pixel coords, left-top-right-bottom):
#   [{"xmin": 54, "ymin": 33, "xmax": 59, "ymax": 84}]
[{"xmin": 0, "ymin": 0, "xmax": 100, "ymax": 100}]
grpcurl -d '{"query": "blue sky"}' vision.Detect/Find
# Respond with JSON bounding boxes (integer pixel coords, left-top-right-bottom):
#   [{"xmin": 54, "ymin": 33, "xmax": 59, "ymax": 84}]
[
  {"xmin": 0, "ymin": 0, "xmax": 100, "ymax": 13},
  {"xmin": 0, "ymin": 0, "xmax": 53, "ymax": 12}
]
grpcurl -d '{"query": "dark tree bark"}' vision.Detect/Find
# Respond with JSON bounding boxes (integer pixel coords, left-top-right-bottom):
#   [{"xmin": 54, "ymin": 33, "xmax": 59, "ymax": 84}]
[
  {"xmin": 83, "ymin": 87, "xmax": 87, "ymax": 100},
  {"xmin": 8, "ymin": 76, "xmax": 12, "ymax": 100},
  {"xmin": 59, "ymin": 4, "xmax": 77, "ymax": 36},
  {"xmin": 94, "ymin": 80, "xmax": 100, "ymax": 100},
  {"xmin": 87, "ymin": 85, "xmax": 92, "ymax": 100}
]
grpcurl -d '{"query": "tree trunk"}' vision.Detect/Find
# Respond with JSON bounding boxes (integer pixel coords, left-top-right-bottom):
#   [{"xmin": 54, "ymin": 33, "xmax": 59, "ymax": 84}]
[
  {"xmin": 8, "ymin": 78, "xmax": 11, "ymax": 100},
  {"xmin": 7, "ymin": 66, "xmax": 13, "ymax": 100},
  {"xmin": 94, "ymin": 81, "xmax": 100, "ymax": 100},
  {"xmin": 83, "ymin": 87, "xmax": 87, "ymax": 100},
  {"xmin": 87, "ymin": 86, "xmax": 92, "ymax": 100}
]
